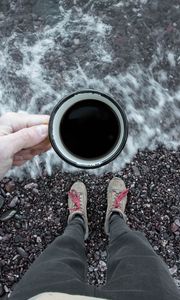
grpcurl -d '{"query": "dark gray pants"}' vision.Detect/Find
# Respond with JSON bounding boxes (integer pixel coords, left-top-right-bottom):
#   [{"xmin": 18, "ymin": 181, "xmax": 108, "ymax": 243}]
[{"xmin": 10, "ymin": 215, "xmax": 180, "ymax": 300}]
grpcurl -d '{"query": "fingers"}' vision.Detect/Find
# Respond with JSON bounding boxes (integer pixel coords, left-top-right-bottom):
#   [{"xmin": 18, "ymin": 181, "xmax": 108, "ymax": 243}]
[
  {"xmin": 3, "ymin": 125, "xmax": 49, "ymax": 155},
  {"xmin": 13, "ymin": 142, "xmax": 51, "ymax": 162},
  {"xmin": 13, "ymin": 160, "xmax": 27, "ymax": 167},
  {"xmin": 0, "ymin": 112, "xmax": 50, "ymax": 132}
]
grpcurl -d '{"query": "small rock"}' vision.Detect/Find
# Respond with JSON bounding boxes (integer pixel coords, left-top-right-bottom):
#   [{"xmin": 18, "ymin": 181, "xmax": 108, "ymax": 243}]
[
  {"xmin": 4, "ymin": 285, "xmax": 9, "ymax": 293},
  {"xmin": 169, "ymin": 265, "xmax": 177, "ymax": 275},
  {"xmin": 0, "ymin": 209, "xmax": 17, "ymax": 221},
  {"xmin": 14, "ymin": 235, "xmax": 24, "ymax": 243},
  {"xmin": 171, "ymin": 223, "xmax": 179, "ymax": 233},
  {"xmin": 36, "ymin": 236, "xmax": 42, "ymax": 243},
  {"xmin": 0, "ymin": 196, "xmax": 5, "ymax": 210},
  {"xmin": 14, "ymin": 214, "xmax": 23, "ymax": 220},
  {"xmin": 73, "ymin": 38, "xmax": 80, "ymax": 45},
  {"xmin": 32, "ymin": 188, "xmax": 39, "ymax": 194},
  {"xmin": 17, "ymin": 247, "xmax": 28, "ymax": 258},
  {"xmin": 0, "ymin": 234, "xmax": 11, "ymax": 242},
  {"xmin": 141, "ymin": 165, "xmax": 149, "ymax": 173},
  {"xmin": 153, "ymin": 246, "xmax": 159, "ymax": 251},
  {"xmin": 0, "ymin": 283, "xmax": 4, "ymax": 296},
  {"xmin": 149, "ymin": 183, "xmax": 155, "ymax": 193},
  {"xmin": 9, "ymin": 196, "xmax": 19, "ymax": 208},
  {"xmin": 99, "ymin": 260, "xmax": 107, "ymax": 271},
  {"xmin": 5, "ymin": 181, "xmax": 16, "ymax": 193},
  {"xmin": 22, "ymin": 221, "xmax": 28, "ymax": 230},
  {"xmin": 15, "ymin": 222, "xmax": 21, "ymax": 229},
  {"xmin": 62, "ymin": 38, "xmax": 72, "ymax": 47},
  {"xmin": 132, "ymin": 166, "xmax": 141, "ymax": 176},
  {"xmin": 24, "ymin": 182, "xmax": 38, "ymax": 190},
  {"xmin": 174, "ymin": 219, "xmax": 180, "ymax": 227},
  {"xmin": 0, "ymin": 188, "xmax": 6, "ymax": 198}
]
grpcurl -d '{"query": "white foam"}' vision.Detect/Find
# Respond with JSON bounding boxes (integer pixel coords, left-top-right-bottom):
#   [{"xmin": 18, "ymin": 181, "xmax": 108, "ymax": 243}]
[
  {"xmin": 167, "ymin": 52, "xmax": 176, "ymax": 68},
  {"xmin": 0, "ymin": 1, "xmax": 180, "ymax": 178}
]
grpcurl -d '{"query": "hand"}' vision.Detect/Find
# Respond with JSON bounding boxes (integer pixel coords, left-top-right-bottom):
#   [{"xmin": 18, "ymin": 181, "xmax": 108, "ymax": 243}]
[{"xmin": 0, "ymin": 112, "xmax": 51, "ymax": 179}]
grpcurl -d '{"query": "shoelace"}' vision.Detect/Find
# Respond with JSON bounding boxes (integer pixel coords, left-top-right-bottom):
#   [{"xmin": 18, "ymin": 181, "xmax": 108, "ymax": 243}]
[
  {"xmin": 68, "ymin": 190, "xmax": 81, "ymax": 212},
  {"xmin": 113, "ymin": 188, "xmax": 129, "ymax": 208}
]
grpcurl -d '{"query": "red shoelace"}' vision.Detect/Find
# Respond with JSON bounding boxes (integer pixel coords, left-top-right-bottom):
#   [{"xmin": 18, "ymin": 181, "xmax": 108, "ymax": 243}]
[
  {"xmin": 68, "ymin": 190, "xmax": 81, "ymax": 212},
  {"xmin": 68, "ymin": 188, "xmax": 128, "ymax": 211},
  {"xmin": 113, "ymin": 189, "xmax": 129, "ymax": 208}
]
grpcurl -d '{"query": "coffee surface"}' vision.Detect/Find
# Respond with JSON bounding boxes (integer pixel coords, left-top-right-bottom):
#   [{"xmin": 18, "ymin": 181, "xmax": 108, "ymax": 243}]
[{"xmin": 60, "ymin": 100, "xmax": 120, "ymax": 159}]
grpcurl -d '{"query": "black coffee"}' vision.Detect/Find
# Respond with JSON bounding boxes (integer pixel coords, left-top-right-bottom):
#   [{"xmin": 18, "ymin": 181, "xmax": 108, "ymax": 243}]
[{"xmin": 60, "ymin": 99, "xmax": 120, "ymax": 159}]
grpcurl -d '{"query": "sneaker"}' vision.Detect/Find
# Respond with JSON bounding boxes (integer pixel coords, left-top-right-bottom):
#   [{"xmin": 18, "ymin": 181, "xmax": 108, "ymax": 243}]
[
  {"xmin": 68, "ymin": 181, "xmax": 88, "ymax": 240},
  {"xmin": 104, "ymin": 177, "xmax": 128, "ymax": 235}
]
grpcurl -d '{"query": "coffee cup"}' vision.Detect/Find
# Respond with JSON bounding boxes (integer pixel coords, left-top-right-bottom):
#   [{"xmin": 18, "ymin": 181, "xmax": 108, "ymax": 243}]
[{"xmin": 49, "ymin": 90, "xmax": 128, "ymax": 169}]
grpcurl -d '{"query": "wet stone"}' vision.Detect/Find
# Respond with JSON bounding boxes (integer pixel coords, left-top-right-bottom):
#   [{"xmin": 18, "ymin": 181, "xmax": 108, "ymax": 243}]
[
  {"xmin": 24, "ymin": 182, "xmax": 38, "ymax": 190},
  {"xmin": 0, "ymin": 283, "xmax": 4, "ymax": 296},
  {"xmin": 4, "ymin": 285, "xmax": 9, "ymax": 293},
  {"xmin": 5, "ymin": 181, "xmax": 16, "ymax": 193},
  {"xmin": 0, "ymin": 234, "xmax": 11, "ymax": 242},
  {"xmin": 17, "ymin": 247, "xmax": 28, "ymax": 258},
  {"xmin": 174, "ymin": 219, "xmax": 180, "ymax": 227},
  {"xmin": 132, "ymin": 166, "xmax": 141, "ymax": 176},
  {"xmin": 0, "ymin": 195, "xmax": 5, "ymax": 210},
  {"xmin": 73, "ymin": 38, "xmax": 80, "ymax": 45},
  {"xmin": 0, "ymin": 209, "xmax": 17, "ymax": 221},
  {"xmin": 22, "ymin": 221, "xmax": 28, "ymax": 230},
  {"xmin": 171, "ymin": 223, "xmax": 179, "ymax": 233},
  {"xmin": 99, "ymin": 260, "xmax": 107, "ymax": 271},
  {"xmin": 9, "ymin": 196, "xmax": 19, "ymax": 208},
  {"xmin": 15, "ymin": 222, "xmax": 21, "ymax": 229},
  {"xmin": 62, "ymin": 38, "xmax": 72, "ymax": 47},
  {"xmin": 169, "ymin": 265, "xmax": 177, "ymax": 275},
  {"xmin": 14, "ymin": 235, "xmax": 24, "ymax": 243},
  {"xmin": 0, "ymin": 188, "xmax": 6, "ymax": 198},
  {"xmin": 14, "ymin": 214, "xmax": 23, "ymax": 220},
  {"xmin": 89, "ymin": 266, "xmax": 93, "ymax": 272}
]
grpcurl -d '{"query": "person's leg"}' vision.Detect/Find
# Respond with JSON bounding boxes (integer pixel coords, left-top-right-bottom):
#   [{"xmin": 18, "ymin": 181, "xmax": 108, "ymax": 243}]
[
  {"xmin": 102, "ymin": 177, "xmax": 180, "ymax": 300},
  {"xmin": 104, "ymin": 214, "xmax": 180, "ymax": 300},
  {"xmin": 10, "ymin": 181, "xmax": 94, "ymax": 300}
]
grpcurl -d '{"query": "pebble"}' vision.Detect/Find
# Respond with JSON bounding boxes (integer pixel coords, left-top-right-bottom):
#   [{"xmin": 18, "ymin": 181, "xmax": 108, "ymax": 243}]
[
  {"xmin": 5, "ymin": 181, "xmax": 16, "ymax": 193},
  {"xmin": 0, "ymin": 209, "xmax": 17, "ymax": 221},
  {"xmin": 14, "ymin": 235, "xmax": 24, "ymax": 243},
  {"xmin": 73, "ymin": 38, "xmax": 80, "ymax": 45},
  {"xmin": 0, "ymin": 283, "xmax": 4, "ymax": 296},
  {"xmin": 169, "ymin": 265, "xmax": 177, "ymax": 275},
  {"xmin": 171, "ymin": 223, "xmax": 179, "ymax": 233},
  {"xmin": 4, "ymin": 285, "xmax": 9, "ymax": 293},
  {"xmin": 0, "ymin": 195, "xmax": 5, "ymax": 210},
  {"xmin": 17, "ymin": 247, "xmax": 28, "ymax": 258},
  {"xmin": 0, "ymin": 234, "xmax": 11, "ymax": 242},
  {"xmin": 24, "ymin": 183, "xmax": 38, "ymax": 190},
  {"xmin": 174, "ymin": 219, "xmax": 180, "ymax": 227},
  {"xmin": 36, "ymin": 236, "xmax": 42, "ymax": 243},
  {"xmin": 9, "ymin": 196, "xmax": 19, "ymax": 208},
  {"xmin": 0, "ymin": 188, "xmax": 6, "ymax": 198},
  {"xmin": 15, "ymin": 222, "xmax": 21, "ymax": 229},
  {"xmin": 132, "ymin": 166, "xmax": 141, "ymax": 176},
  {"xmin": 62, "ymin": 38, "xmax": 72, "ymax": 47},
  {"xmin": 99, "ymin": 260, "xmax": 107, "ymax": 271},
  {"xmin": 14, "ymin": 214, "xmax": 23, "ymax": 220}
]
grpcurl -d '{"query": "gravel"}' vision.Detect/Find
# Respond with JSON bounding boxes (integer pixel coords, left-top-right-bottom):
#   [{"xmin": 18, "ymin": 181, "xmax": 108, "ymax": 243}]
[{"xmin": 0, "ymin": 146, "xmax": 180, "ymax": 298}]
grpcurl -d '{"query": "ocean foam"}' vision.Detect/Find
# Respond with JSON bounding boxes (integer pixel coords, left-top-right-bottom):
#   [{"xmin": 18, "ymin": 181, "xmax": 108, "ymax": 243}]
[{"xmin": 0, "ymin": 0, "xmax": 179, "ymax": 177}]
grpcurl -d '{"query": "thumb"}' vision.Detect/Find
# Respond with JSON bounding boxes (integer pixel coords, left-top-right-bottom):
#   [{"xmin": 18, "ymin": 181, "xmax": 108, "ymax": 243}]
[{"xmin": 6, "ymin": 125, "xmax": 49, "ymax": 155}]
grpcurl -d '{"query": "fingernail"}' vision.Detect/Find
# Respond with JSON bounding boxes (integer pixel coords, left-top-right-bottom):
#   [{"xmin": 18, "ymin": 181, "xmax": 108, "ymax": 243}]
[{"xmin": 36, "ymin": 125, "xmax": 48, "ymax": 137}]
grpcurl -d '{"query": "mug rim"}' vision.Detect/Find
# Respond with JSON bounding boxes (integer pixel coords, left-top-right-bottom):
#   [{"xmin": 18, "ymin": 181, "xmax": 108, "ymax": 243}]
[{"xmin": 49, "ymin": 89, "xmax": 128, "ymax": 169}]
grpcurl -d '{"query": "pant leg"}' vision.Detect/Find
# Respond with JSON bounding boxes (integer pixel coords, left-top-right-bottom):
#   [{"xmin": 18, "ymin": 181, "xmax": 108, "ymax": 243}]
[
  {"xmin": 10, "ymin": 217, "xmax": 94, "ymax": 300},
  {"xmin": 102, "ymin": 214, "xmax": 180, "ymax": 300}
]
